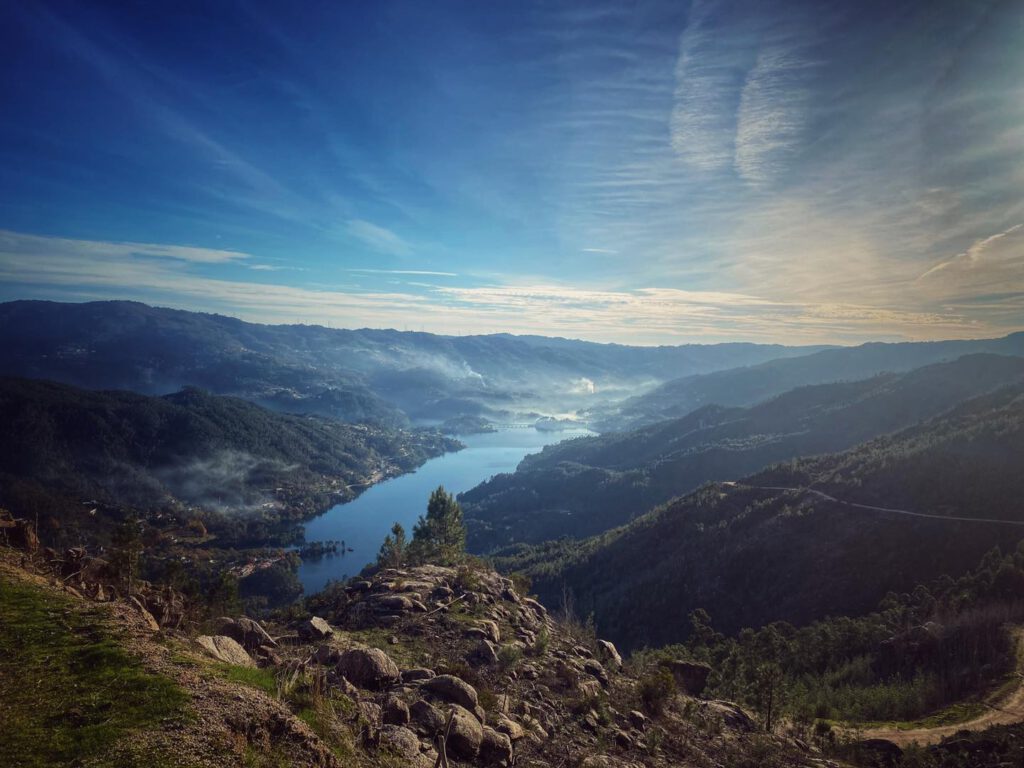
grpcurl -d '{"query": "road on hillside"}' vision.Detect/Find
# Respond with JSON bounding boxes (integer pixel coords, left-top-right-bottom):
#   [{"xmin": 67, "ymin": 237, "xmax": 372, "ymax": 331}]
[
  {"xmin": 858, "ymin": 628, "xmax": 1024, "ymax": 747},
  {"xmin": 723, "ymin": 482, "xmax": 1024, "ymax": 527}
]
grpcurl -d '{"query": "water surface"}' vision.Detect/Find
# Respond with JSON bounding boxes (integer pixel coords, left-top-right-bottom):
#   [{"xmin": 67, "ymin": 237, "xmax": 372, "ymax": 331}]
[{"xmin": 298, "ymin": 428, "xmax": 591, "ymax": 593}]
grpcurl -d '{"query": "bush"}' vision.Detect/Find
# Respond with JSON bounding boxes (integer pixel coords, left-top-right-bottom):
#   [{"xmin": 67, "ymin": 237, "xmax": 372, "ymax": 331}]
[{"xmin": 639, "ymin": 668, "xmax": 676, "ymax": 714}]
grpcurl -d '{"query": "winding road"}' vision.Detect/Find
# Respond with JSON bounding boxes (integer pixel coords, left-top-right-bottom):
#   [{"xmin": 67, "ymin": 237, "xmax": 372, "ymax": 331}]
[{"xmin": 723, "ymin": 482, "xmax": 1024, "ymax": 527}]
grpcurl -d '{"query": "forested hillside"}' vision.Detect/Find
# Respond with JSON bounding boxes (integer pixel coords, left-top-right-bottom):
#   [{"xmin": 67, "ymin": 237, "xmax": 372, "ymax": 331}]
[
  {"xmin": 0, "ymin": 377, "xmax": 458, "ymax": 548},
  {"xmin": 594, "ymin": 334, "xmax": 1024, "ymax": 432},
  {"xmin": 494, "ymin": 384, "xmax": 1024, "ymax": 651},
  {"xmin": 463, "ymin": 354, "xmax": 1024, "ymax": 551}
]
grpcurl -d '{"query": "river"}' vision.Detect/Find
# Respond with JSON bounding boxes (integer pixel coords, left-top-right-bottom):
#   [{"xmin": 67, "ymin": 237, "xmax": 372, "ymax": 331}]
[{"xmin": 297, "ymin": 427, "xmax": 592, "ymax": 593}]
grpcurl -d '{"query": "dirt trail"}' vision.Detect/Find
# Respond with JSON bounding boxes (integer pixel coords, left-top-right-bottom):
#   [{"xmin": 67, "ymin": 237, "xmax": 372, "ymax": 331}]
[{"xmin": 858, "ymin": 628, "xmax": 1024, "ymax": 747}]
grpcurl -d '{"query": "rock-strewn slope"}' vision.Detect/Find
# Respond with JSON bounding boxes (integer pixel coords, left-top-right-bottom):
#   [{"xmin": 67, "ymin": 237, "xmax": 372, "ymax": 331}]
[{"xmin": 0, "ymin": 541, "xmax": 838, "ymax": 768}]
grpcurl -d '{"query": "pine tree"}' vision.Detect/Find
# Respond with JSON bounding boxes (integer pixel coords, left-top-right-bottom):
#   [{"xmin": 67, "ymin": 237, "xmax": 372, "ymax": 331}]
[
  {"xmin": 377, "ymin": 522, "xmax": 407, "ymax": 568},
  {"xmin": 408, "ymin": 486, "xmax": 466, "ymax": 565}
]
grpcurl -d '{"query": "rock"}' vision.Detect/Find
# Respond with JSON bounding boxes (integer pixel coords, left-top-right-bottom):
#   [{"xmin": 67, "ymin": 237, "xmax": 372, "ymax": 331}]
[
  {"xmin": 313, "ymin": 644, "xmax": 340, "ymax": 665},
  {"xmin": 299, "ymin": 616, "xmax": 333, "ymax": 640},
  {"xmin": 336, "ymin": 647, "xmax": 401, "ymax": 690},
  {"xmin": 583, "ymin": 658, "xmax": 608, "ymax": 687},
  {"xmin": 370, "ymin": 594, "xmax": 416, "ymax": 612},
  {"xmin": 705, "ymin": 700, "xmax": 756, "ymax": 731},
  {"xmin": 379, "ymin": 725, "xmax": 421, "ymax": 761},
  {"xmin": 595, "ymin": 640, "xmax": 623, "ymax": 671},
  {"xmin": 196, "ymin": 635, "xmax": 256, "ymax": 668},
  {"xmin": 614, "ymin": 730, "xmax": 633, "ymax": 748},
  {"xmin": 477, "ymin": 620, "xmax": 501, "ymax": 643},
  {"xmin": 577, "ymin": 679, "xmax": 603, "ymax": 698},
  {"xmin": 129, "ymin": 596, "xmax": 161, "ymax": 632},
  {"xmin": 422, "ymin": 674, "xmax": 479, "ymax": 711},
  {"xmin": 523, "ymin": 597, "xmax": 547, "ymax": 618},
  {"xmin": 356, "ymin": 701, "xmax": 382, "ymax": 726},
  {"xmin": 402, "ymin": 667, "xmax": 436, "ymax": 682},
  {"xmin": 581, "ymin": 756, "xmax": 643, "ymax": 768},
  {"xmin": 495, "ymin": 715, "xmax": 525, "ymax": 742},
  {"xmin": 410, "ymin": 699, "xmax": 446, "ymax": 735},
  {"xmin": 472, "ymin": 639, "xmax": 499, "ymax": 666},
  {"xmin": 255, "ymin": 645, "xmax": 282, "ymax": 666},
  {"xmin": 665, "ymin": 660, "xmax": 711, "ymax": 696},
  {"xmin": 384, "ymin": 695, "xmax": 411, "ymax": 725},
  {"xmin": 347, "ymin": 579, "xmax": 373, "ymax": 592},
  {"xmin": 446, "ymin": 704, "xmax": 484, "ymax": 759},
  {"xmin": 480, "ymin": 726, "xmax": 513, "ymax": 765},
  {"xmin": 628, "ymin": 710, "xmax": 648, "ymax": 730},
  {"xmin": 216, "ymin": 616, "xmax": 277, "ymax": 650}
]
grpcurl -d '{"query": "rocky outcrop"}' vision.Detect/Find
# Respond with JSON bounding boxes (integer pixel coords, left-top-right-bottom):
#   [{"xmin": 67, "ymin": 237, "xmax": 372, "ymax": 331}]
[
  {"xmin": 196, "ymin": 635, "xmax": 256, "ymax": 667},
  {"xmin": 217, "ymin": 616, "xmax": 277, "ymax": 651},
  {"xmin": 298, "ymin": 616, "xmax": 333, "ymax": 640},
  {"xmin": 665, "ymin": 659, "xmax": 711, "ymax": 696},
  {"xmin": 446, "ymin": 704, "xmax": 484, "ymax": 758}
]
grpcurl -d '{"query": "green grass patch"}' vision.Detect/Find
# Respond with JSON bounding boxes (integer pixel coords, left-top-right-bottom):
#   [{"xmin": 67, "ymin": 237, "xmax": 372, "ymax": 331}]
[
  {"xmin": 213, "ymin": 663, "xmax": 279, "ymax": 697},
  {"xmin": 0, "ymin": 576, "xmax": 190, "ymax": 768}
]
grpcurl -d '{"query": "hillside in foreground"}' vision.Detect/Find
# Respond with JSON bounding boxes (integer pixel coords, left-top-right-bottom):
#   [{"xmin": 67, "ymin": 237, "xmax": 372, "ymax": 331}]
[{"xmin": 0, "ymin": 543, "xmax": 833, "ymax": 768}]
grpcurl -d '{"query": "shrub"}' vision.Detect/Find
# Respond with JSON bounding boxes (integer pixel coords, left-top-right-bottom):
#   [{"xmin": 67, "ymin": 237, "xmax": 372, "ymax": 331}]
[{"xmin": 639, "ymin": 668, "xmax": 676, "ymax": 714}]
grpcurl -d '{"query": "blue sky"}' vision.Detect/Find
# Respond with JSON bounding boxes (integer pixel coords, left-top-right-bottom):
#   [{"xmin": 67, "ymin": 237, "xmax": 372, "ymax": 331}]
[{"xmin": 1, "ymin": 0, "xmax": 1022, "ymax": 344}]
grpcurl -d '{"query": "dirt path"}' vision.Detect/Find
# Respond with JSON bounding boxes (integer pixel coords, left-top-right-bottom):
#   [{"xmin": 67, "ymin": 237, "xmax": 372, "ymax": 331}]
[{"xmin": 857, "ymin": 628, "xmax": 1024, "ymax": 747}]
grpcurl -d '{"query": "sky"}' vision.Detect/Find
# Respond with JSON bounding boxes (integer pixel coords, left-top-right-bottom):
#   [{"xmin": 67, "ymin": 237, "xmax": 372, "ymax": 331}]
[{"xmin": 0, "ymin": 0, "xmax": 1022, "ymax": 345}]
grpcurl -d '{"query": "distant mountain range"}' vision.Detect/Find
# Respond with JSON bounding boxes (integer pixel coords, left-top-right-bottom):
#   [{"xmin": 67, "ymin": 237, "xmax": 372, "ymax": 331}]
[
  {"xmin": 462, "ymin": 353, "xmax": 1024, "ymax": 551},
  {"xmin": 592, "ymin": 332, "xmax": 1024, "ymax": 431},
  {"xmin": 0, "ymin": 300, "xmax": 829, "ymax": 427},
  {"xmin": 494, "ymin": 383, "xmax": 1024, "ymax": 651}
]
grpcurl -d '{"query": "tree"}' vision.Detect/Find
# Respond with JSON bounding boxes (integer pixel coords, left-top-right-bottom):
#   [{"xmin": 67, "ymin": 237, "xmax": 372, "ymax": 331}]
[
  {"xmin": 110, "ymin": 515, "xmax": 143, "ymax": 595},
  {"xmin": 377, "ymin": 522, "xmax": 407, "ymax": 568},
  {"xmin": 408, "ymin": 486, "xmax": 466, "ymax": 566}
]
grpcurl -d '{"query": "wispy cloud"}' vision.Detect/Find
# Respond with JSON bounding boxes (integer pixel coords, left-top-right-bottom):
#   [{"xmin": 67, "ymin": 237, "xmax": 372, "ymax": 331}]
[
  {"xmin": 345, "ymin": 220, "xmax": 412, "ymax": 257},
  {"xmin": 918, "ymin": 224, "xmax": 1023, "ymax": 280},
  {"xmin": 0, "ymin": 229, "xmax": 250, "ymax": 264},
  {"xmin": 348, "ymin": 268, "xmax": 457, "ymax": 277}
]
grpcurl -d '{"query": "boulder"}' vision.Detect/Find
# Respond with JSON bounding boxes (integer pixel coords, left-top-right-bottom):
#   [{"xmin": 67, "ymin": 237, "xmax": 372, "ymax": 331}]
[
  {"xmin": 480, "ymin": 726, "xmax": 513, "ymax": 765},
  {"xmin": 856, "ymin": 739, "xmax": 903, "ymax": 768},
  {"xmin": 196, "ymin": 635, "xmax": 256, "ymax": 668},
  {"xmin": 422, "ymin": 674, "xmax": 479, "ymax": 711},
  {"xmin": 336, "ymin": 647, "xmax": 401, "ymax": 690},
  {"xmin": 299, "ymin": 616, "xmax": 333, "ymax": 640},
  {"xmin": 216, "ymin": 616, "xmax": 277, "ymax": 650},
  {"xmin": 705, "ymin": 700, "xmax": 756, "ymax": 731},
  {"xmin": 313, "ymin": 644, "xmax": 340, "ymax": 665},
  {"xmin": 356, "ymin": 701, "xmax": 382, "ymax": 726},
  {"xmin": 477, "ymin": 620, "xmax": 501, "ymax": 643},
  {"xmin": 401, "ymin": 667, "xmax": 436, "ymax": 683},
  {"xmin": 446, "ymin": 704, "xmax": 484, "ymax": 759},
  {"xmin": 582, "ymin": 658, "xmax": 608, "ymax": 687},
  {"xmin": 472, "ymin": 639, "xmax": 499, "ymax": 666},
  {"xmin": 595, "ymin": 639, "xmax": 623, "ymax": 671},
  {"xmin": 410, "ymin": 699, "xmax": 446, "ymax": 736},
  {"xmin": 379, "ymin": 724, "xmax": 421, "ymax": 761},
  {"xmin": 384, "ymin": 695, "xmax": 411, "ymax": 725},
  {"xmin": 129, "ymin": 596, "xmax": 161, "ymax": 632},
  {"xmin": 627, "ymin": 710, "xmax": 648, "ymax": 730},
  {"xmin": 495, "ymin": 715, "xmax": 525, "ymax": 742},
  {"xmin": 666, "ymin": 660, "xmax": 712, "ymax": 696}
]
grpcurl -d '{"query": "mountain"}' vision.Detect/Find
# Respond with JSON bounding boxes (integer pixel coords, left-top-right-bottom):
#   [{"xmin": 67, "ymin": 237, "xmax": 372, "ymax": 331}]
[
  {"xmin": 593, "ymin": 333, "xmax": 1024, "ymax": 431},
  {"xmin": 0, "ymin": 300, "xmax": 828, "ymax": 426},
  {"xmin": 462, "ymin": 354, "xmax": 1024, "ymax": 551},
  {"xmin": 493, "ymin": 383, "xmax": 1024, "ymax": 651},
  {"xmin": 0, "ymin": 377, "xmax": 458, "ymax": 548}
]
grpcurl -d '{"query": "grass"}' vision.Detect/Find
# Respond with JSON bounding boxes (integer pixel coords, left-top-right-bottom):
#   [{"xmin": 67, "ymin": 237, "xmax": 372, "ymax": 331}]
[
  {"xmin": 0, "ymin": 575, "xmax": 190, "ymax": 768},
  {"xmin": 214, "ymin": 663, "xmax": 279, "ymax": 696}
]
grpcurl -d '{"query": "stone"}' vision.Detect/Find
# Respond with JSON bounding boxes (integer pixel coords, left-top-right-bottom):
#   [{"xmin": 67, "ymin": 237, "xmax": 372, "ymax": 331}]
[
  {"xmin": 595, "ymin": 639, "xmax": 623, "ymax": 671},
  {"xmin": 705, "ymin": 700, "xmax": 756, "ymax": 732},
  {"xmin": 495, "ymin": 715, "xmax": 525, "ymax": 742},
  {"xmin": 215, "ymin": 616, "xmax": 276, "ymax": 650},
  {"xmin": 421, "ymin": 674, "xmax": 479, "ymax": 711},
  {"xmin": 446, "ymin": 704, "xmax": 484, "ymax": 759},
  {"xmin": 523, "ymin": 597, "xmax": 547, "ymax": 618},
  {"xmin": 477, "ymin": 620, "xmax": 501, "ymax": 643},
  {"xmin": 480, "ymin": 726, "xmax": 513, "ymax": 765},
  {"xmin": 472, "ymin": 639, "xmax": 499, "ymax": 666},
  {"xmin": 379, "ymin": 725, "xmax": 421, "ymax": 761},
  {"xmin": 628, "ymin": 710, "xmax": 648, "ymax": 730},
  {"xmin": 196, "ymin": 635, "xmax": 255, "ymax": 667},
  {"xmin": 129, "ymin": 596, "xmax": 161, "ymax": 632},
  {"xmin": 299, "ymin": 616, "xmax": 333, "ymax": 640},
  {"xmin": 615, "ymin": 730, "xmax": 633, "ymax": 748},
  {"xmin": 336, "ymin": 647, "xmax": 401, "ymax": 690},
  {"xmin": 356, "ymin": 701, "xmax": 382, "ymax": 726},
  {"xmin": 384, "ymin": 695, "xmax": 411, "ymax": 725},
  {"xmin": 666, "ymin": 660, "xmax": 712, "ymax": 696},
  {"xmin": 583, "ymin": 658, "xmax": 608, "ymax": 687},
  {"xmin": 410, "ymin": 699, "xmax": 446, "ymax": 736},
  {"xmin": 401, "ymin": 667, "xmax": 436, "ymax": 682},
  {"xmin": 313, "ymin": 644, "xmax": 340, "ymax": 665}
]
